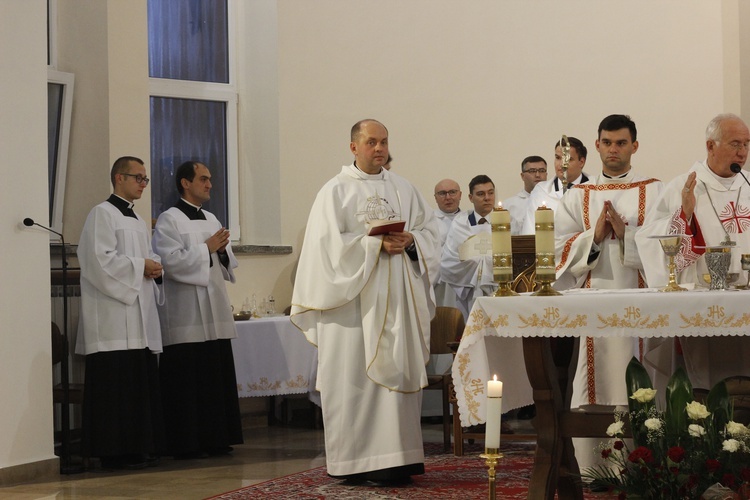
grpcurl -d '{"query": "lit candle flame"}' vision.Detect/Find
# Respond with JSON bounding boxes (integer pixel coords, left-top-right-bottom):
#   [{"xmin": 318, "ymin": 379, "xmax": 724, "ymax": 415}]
[
  {"xmin": 493, "ymin": 374, "xmax": 498, "ymax": 381},
  {"xmin": 497, "ymin": 201, "xmax": 503, "ymax": 209}
]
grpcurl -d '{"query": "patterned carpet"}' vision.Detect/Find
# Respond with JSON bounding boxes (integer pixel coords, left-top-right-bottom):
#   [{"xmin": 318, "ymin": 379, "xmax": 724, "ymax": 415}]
[{"xmin": 208, "ymin": 441, "xmax": 610, "ymax": 499}]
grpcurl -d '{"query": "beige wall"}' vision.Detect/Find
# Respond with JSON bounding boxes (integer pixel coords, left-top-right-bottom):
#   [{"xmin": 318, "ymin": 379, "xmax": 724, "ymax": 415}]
[{"xmin": 0, "ymin": 0, "xmax": 57, "ymax": 469}]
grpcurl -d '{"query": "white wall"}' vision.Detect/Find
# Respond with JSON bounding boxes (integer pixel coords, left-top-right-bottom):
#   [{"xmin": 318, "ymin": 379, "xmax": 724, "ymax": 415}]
[{"xmin": 0, "ymin": 0, "xmax": 57, "ymax": 469}]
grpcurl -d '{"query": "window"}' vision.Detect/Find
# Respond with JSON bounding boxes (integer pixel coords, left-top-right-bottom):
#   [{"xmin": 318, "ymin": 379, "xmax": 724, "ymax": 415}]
[
  {"xmin": 147, "ymin": 0, "xmax": 239, "ymax": 235},
  {"xmin": 47, "ymin": 69, "xmax": 74, "ymax": 237}
]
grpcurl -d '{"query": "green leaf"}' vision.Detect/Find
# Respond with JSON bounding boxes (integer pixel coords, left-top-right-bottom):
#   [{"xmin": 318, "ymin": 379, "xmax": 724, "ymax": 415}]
[
  {"xmin": 665, "ymin": 367, "xmax": 693, "ymax": 439},
  {"xmin": 626, "ymin": 356, "xmax": 654, "ymax": 414},
  {"xmin": 706, "ymin": 380, "xmax": 730, "ymax": 438}
]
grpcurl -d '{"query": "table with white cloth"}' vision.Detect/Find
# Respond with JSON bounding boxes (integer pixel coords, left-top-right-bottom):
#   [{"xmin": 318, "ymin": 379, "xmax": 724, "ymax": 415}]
[
  {"xmin": 452, "ymin": 288, "xmax": 750, "ymax": 500},
  {"xmin": 231, "ymin": 316, "xmax": 320, "ymax": 407}
]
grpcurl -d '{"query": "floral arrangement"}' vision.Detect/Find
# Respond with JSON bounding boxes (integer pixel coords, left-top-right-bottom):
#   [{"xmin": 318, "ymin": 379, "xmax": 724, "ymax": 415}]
[{"xmin": 582, "ymin": 357, "xmax": 750, "ymax": 499}]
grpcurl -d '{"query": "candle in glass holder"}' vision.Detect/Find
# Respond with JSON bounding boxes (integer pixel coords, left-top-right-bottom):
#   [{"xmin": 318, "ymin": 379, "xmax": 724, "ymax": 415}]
[
  {"xmin": 535, "ymin": 203, "xmax": 556, "ymax": 278},
  {"xmin": 490, "ymin": 202, "xmax": 512, "ymax": 280},
  {"xmin": 485, "ymin": 375, "xmax": 503, "ymax": 450}
]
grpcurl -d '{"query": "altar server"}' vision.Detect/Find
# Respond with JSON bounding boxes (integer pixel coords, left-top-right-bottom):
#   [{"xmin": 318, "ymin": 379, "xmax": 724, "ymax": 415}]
[
  {"xmin": 504, "ymin": 155, "xmax": 547, "ymax": 235},
  {"xmin": 432, "ymin": 178, "xmax": 464, "ymax": 307},
  {"xmin": 520, "ymin": 137, "xmax": 589, "ymax": 234},
  {"xmin": 637, "ymin": 113, "xmax": 750, "ymax": 391},
  {"xmin": 555, "ymin": 115, "xmax": 663, "ymax": 470},
  {"xmin": 77, "ymin": 156, "xmax": 165, "ymax": 469},
  {"xmin": 152, "ymin": 161, "xmax": 243, "ymax": 459},
  {"xmin": 440, "ymin": 175, "xmax": 496, "ymax": 319},
  {"xmin": 291, "ymin": 119, "xmax": 440, "ymax": 484}
]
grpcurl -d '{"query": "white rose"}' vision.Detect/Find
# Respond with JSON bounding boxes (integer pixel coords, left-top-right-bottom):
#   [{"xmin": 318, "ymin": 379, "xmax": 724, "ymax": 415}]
[
  {"xmin": 644, "ymin": 418, "xmax": 662, "ymax": 431},
  {"xmin": 630, "ymin": 388, "xmax": 657, "ymax": 403},
  {"xmin": 688, "ymin": 424, "xmax": 706, "ymax": 437},
  {"xmin": 723, "ymin": 439, "xmax": 741, "ymax": 453},
  {"xmin": 607, "ymin": 421, "xmax": 625, "ymax": 437},
  {"xmin": 726, "ymin": 421, "xmax": 750, "ymax": 437},
  {"xmin": 685, "ymin": 401, "xmax": 711, "ymax": 420}
]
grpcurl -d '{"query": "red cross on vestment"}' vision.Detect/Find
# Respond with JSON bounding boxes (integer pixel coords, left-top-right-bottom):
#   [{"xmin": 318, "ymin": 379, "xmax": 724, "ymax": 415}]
[{"xmin": 719, "ymin": 201, "xmax": 750, "ymax": 234}]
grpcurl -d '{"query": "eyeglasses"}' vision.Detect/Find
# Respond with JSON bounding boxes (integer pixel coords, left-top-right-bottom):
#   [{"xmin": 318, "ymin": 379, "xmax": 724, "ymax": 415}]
[
  {"xmin": 522, "ymin": 168, "xmax": 547, "ymax": 175},
  {"xmin": 121, "ymin": 173, "xmax": 150, "ymax": 185},
  {"xmin": 725, "ymin": 141, "xmax": 750, "ymax": 152},
  {"xmin": 435, "ymin": 189, "xmax": 459, "ymax": 197}
]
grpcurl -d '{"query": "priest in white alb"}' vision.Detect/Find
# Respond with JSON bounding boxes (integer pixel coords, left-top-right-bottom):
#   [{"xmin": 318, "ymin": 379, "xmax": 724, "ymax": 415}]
[
  {"xmin": 432, "ymin": 178, "xmax": 463, "ymax": 307},
  {"xmin": 555, "ymin": 115, "xmax": 663, "ymax": 469},
  {"xmin": 291, "ymin": 119, "xmax": 440, "ymax": 484},
  {"xmin": 636, "ymin": 113, "xmax": 750, "ymax": 391},
  {"xmin": 440, "ymin": 175, "xmax": 496, "ymax": 319},
  {"xmin": 152, "ymin": 161, "xmax": 243, "ymax": 459}
]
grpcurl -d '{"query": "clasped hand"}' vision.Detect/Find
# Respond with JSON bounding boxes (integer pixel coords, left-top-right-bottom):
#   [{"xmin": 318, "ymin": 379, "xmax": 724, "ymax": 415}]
[
  {"xmin": 206, "ymin": 227, "xmax": 231, "ymax": 253},
  {"xmin": 144, "ymin": 259, "xmax": 163, "ymax": 279},
  {"xmin": 382, "ymin": 232, "xmax": 414, "ymax": 255},
  {"xmin": 593, "ymin": 200, "xmax": 626, "ymax": 244}
]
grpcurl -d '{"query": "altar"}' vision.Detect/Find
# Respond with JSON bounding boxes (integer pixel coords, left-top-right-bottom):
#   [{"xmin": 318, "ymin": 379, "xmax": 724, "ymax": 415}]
[{"xmin": 452, "ymin": 288, "xmax": 750, "ymax": 499}]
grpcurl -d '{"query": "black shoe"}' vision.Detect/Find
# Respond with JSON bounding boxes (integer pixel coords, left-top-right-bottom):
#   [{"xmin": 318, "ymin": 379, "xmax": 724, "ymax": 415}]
[
  {"xmin": 372, "ymin": 476, "xmax": 413, "ymax": 486},
  {"xmin": 206, "ymin": 446, "xmax": 233, "ymax": 456},
  {"xmin": 122, "ymin": 454, "xmax": 148, "ymax": 470},
  {"xmin": 173, "ymin": 450, "xmax": 209, "ymax": 460},
  {"xmin": 99, "ymin": 456, "xmax": 124, "ymax": 470},
  {"xmin": 145, "ymin": 455, "xmax": 161, "ymax": 467}
]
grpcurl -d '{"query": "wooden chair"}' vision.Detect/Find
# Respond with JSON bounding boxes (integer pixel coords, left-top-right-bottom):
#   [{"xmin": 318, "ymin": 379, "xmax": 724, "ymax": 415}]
[
  {"xmin": 694, "ymin": 376, "xmax": 750, "ymax": 426},
  {"xmin": 425, "ymin": 306, "xmax": 465, "ymax": 452}
]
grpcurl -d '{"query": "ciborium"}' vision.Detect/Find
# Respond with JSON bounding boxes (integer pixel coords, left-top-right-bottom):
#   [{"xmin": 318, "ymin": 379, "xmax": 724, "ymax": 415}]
[
  {"xmin": 741, "ymin": 254, "xmax": 750, "ymax": 290},
  {"xmin": 704, "ymin": 246, "xmax": 732, "ymax": 290},
  {"xmin": 649, "ymin": 234, "xmax": 687, "ymax": 292}
]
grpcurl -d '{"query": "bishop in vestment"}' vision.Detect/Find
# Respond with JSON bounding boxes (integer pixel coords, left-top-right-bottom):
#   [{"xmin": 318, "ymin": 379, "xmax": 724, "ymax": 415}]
[
  {"xmin": 291, "ymin": 120, "xmax": 440, "ymax": 483},
  {"xmin": 637, "ymin": 113, "xmax": 750, "ymax": 391}
]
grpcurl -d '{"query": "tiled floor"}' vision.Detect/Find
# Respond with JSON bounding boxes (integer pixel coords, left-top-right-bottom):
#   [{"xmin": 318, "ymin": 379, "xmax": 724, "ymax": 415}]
[{"xmin": 0, "ymin": 411, "xmax": 535, "ymax": 499}]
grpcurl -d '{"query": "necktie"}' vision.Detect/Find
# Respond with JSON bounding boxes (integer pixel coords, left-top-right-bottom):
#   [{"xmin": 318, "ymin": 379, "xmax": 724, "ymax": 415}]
[{"xmin": 478, "ymin": 218, "xmax": 488, "ymax": 224}]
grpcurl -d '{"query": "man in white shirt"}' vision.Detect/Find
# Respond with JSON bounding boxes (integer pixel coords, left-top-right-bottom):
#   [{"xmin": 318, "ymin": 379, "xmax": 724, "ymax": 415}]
[
  {"xmin": 637, "ymin": 113, "xmax": 750, "ymax": 392},
  {"xmin": 432, "ymin": 179, "xmax": 464, "ymax": 307},
  {"xmin": 504, "ymin": 155, "xmax": 547, "ymax": 234},
  {"xmin": 441, "ymin": 175, "xmax": 496, "ymax": 319},
  {"xmin": 521, "ymin": 137, "xmax": 589, "ymax": 234},
  {"xmin": 77, "ymin": 156, "xmax": 164, "ymax": 470},
  {"xmin": 152, "ymin": 161, "xmax": 243, "ymax": 459}
]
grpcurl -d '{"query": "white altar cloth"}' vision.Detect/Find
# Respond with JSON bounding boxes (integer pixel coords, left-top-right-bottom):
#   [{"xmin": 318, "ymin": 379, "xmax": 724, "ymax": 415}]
[
  {"xmin": 232, "ymin": 316, "xmax": 320, "ymax": 405},
  {"xmin": 453, "ymin": 288, "xmax": 750, "ymax": 427}
]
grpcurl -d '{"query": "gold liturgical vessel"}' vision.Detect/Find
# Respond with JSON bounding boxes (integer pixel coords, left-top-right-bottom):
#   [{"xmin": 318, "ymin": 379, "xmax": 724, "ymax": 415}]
[{"xmin": 649, "ymin": 234, "xmax": 687, "ymax": 292}]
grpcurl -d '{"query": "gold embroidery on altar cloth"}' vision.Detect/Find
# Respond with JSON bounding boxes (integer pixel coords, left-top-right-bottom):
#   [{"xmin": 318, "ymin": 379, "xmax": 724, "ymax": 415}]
[
  {"xmin": 456, "ymin": 352, "xmax": 482, "ymax": 423},
  {"xmin": 463, "ymin": 309, "xmax": 509, "ymax": 340},
  {"xmin": 518, "ymin": 308, "xmax": 587, "ymax": 329},
  {"xmin": 679, "ymin": 306, "xmax": 750, "ymax": 329},
  {"xmin": 597, "ymin": 306, "xmax": 669, "ymax": 329}
]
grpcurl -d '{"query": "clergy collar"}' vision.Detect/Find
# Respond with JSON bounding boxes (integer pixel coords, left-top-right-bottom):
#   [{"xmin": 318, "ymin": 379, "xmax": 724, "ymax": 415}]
[
  {"xmin": 179, "ymin": 198, "xmax": 202, "ymax": 210},
  {"xmin": 352, "ymin": 161, "xmax": 384, "ymax": 178},
  {"xmin": 175, "ymin": 198, "xmax": 206, "ymax": 220},
  {"xmin": 553, "ymin": 173, "xmax": 588, "ymax": 191},
  {"xmin": 110, "ymin": 193, "xmax": 135, "ymax": 210},
  {"xmin": 602, "ymin": 169, "xmax": 631, "ymax": 179}
]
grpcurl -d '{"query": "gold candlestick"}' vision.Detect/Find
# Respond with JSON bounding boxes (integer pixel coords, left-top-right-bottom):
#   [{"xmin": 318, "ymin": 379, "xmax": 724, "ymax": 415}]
[
  {"xmin": 479, "ymin": 448, "xmax": 503, "ymax": 500},
  {"xmin": 490, "ymin": 205, "xmax": 517, "ymax": 296}
]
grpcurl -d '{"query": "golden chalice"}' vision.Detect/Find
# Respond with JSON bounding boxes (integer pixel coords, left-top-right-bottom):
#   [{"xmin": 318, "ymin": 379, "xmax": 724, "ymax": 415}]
[{"xmin": 649, "ymin": 234, "xmax": 687, "ymax": 292}]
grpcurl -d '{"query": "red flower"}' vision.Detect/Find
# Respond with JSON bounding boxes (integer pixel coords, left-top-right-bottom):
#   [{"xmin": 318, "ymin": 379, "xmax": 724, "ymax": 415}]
[
  {"xmin": 628, "ymin": 446, "xmax": 654, "ymax": 464},
  {"xmin": 741, "ymin": 467, "xmax": 750, "ymax": 482},
  {"xmin": 667, "ymin": 446, "xmax": 685, "ymax": 464},
  {"xmin": 618, "ymin": 493, "xmax": 626, "ymax": 500},
  {"xmin": 670, "ymin": 467, "xmax": 680, "ymax": 476},
  {"xmin": 705, "ymin": 459, "xmax": 722, "ymax": 473},
  {"xmin": 601, "ymin": 448, "xmax": 612, "ymax": 459},
  {"xmin": 613, "ymin": 440, "xmax": 624, "ymax": 451},
  {"xmin": 721, "ymin": 473, "xmax": 736, "ymax": 489}
]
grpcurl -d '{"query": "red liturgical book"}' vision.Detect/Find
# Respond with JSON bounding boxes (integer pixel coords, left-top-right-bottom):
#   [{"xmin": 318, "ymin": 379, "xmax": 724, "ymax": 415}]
[{"xmin": 367, "ymin": 219, "xmax": 406, "ymax": 236}]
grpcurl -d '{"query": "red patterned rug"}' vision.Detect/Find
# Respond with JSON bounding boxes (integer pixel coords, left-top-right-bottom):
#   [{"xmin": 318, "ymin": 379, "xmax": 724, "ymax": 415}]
[{"xmin": 208, "ymin": 441, "xmax": 609, "ymax": 499}]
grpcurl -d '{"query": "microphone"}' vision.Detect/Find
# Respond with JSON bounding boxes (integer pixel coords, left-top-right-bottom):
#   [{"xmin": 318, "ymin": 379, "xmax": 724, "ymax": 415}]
[
  {"xmin": 730, "ymin": 163, "xmax": 750, "ymax": 190},
  {"xmin": 22, "ymin": 217, "xmax": 63, "ymax": 240}
]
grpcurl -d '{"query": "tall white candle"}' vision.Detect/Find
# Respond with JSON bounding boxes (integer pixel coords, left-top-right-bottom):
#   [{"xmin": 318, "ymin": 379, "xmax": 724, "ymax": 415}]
[
  {"xmin": 535, "ymin": 203, "xmax": 556, "ymax": 278},
  {"xmin": 485, "ymin": 375, "xmax": 503, "ymax": 450}
]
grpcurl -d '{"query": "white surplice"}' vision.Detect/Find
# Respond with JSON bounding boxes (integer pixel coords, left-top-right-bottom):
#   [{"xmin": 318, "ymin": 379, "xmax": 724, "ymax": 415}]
[
  {"xmin": 76, "ymin": 201, "xmax": 163, "ymax": 355},
  {"xmin": 440, "ymin": 211, "xmax": 494, "ymax": 319},
  {"xmin": 433, "ymin": 208, "xmax": 463, "ymax": 308},
  {"xmin": 503, "ymin": 189, "xmax": 530, "ymax": 235},
  {"xmin": 290, "ymin": 164, "xmax": 440, "ymax": 477},
  {"xmin": 521, "ymin": 174, "xmax": 588, "ymax": 234},
  {"xmin": 637, "ymin": 160, "xmax": 750, "ymax": 390},
  {"xmin": 556, "ymin": 171, "xmax": 663, "ymax": 408},
  {"xmin": 152, "ymin": 207, "xmax": 238, "ymax": 345}
]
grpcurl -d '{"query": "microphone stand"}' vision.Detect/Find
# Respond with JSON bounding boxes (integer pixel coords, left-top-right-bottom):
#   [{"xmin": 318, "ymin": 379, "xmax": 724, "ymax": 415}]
[{"xmin": 27, "ymin": 218, "xmax": 83, "ymax": 474}]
